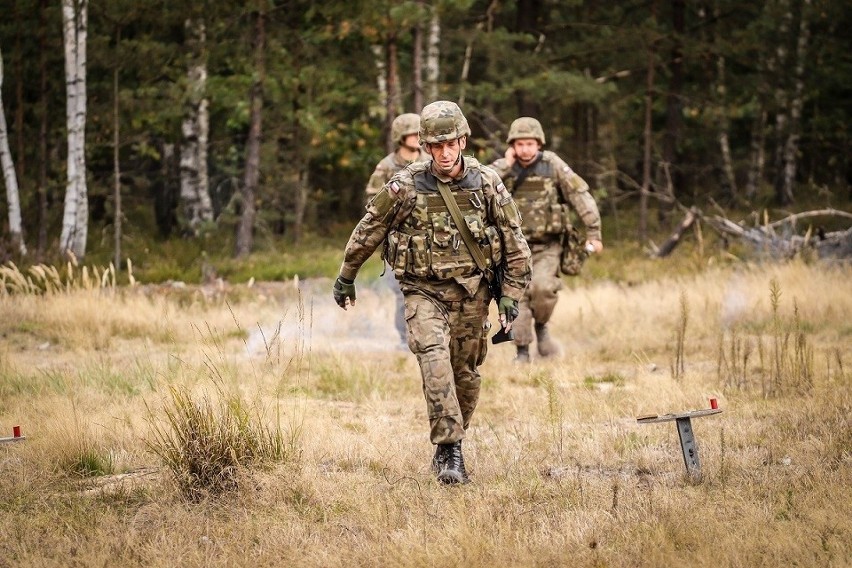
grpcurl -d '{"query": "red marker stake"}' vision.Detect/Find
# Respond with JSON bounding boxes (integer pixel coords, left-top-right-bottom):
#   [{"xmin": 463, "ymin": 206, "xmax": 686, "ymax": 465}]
[
  {"xmin": 12, "ymin": 426, "xmax": 21, "ymax": 438},
  {"xmin": 709, "ymin": 398, "xmax": 718, "ymax": 410}
]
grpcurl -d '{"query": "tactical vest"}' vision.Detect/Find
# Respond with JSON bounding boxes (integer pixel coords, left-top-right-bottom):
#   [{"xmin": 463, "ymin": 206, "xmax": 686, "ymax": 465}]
[
  {"xmin": 385, "ymin": 164, "xmax": 502, "ymax": 280},
  {"xmin": 505, "ymin": 158, "xmax": 566, "ymax": 242}
]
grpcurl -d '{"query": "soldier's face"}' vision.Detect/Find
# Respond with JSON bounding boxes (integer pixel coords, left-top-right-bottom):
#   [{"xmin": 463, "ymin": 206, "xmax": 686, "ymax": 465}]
[
  {"xmin": 512, "ymin": 139, "xmax": 541, "ymax": 166},
  {"xmin": 401, "ymin": 134, "xmax": 420, "ymax": 150},
  {"xmin": 427, "ymin": 137, "xmax": 467, "ymax": 175}
]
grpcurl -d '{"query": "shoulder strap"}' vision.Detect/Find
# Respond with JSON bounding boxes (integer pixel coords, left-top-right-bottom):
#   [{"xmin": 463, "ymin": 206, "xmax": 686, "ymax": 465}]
[{"xmin": 436, "ymin": 180, "xmax": 488, "ymax": 273}]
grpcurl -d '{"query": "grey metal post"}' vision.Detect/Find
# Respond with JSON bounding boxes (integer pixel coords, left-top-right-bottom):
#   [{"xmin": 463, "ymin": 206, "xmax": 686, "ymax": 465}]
[{"xmin": 675, "ymin": 417, "xmax": 700, "ymax": 480}]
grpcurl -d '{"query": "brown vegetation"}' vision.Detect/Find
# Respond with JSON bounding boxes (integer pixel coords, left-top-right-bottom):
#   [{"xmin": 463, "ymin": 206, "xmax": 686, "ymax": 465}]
[{"xmin": 0, "ymin": 260, "xmax": 849, "ymax": 566}]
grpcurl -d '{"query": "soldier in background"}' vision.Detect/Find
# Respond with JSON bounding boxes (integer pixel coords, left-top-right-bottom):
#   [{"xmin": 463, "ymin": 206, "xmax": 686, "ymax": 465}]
[
  {"xmin": 365, "ymin": 113, "xmax": 429, "ymax": 199},
  {"xmin": 490, "ymin": 117, "xmax": 603, "ymax": 363},
  {"xmin": 365, "ymin": 113, "xmax": 429, "ymax": 346},
  {"xmin": 334, "ymin": 101, "xmax": 531, "ymax": 484}
]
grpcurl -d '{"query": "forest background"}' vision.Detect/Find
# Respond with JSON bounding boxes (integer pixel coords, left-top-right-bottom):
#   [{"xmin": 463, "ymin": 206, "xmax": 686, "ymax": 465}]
[
  {"xmin": 1, "ymin": 3, "xmax": 851, "ymax": 566},
  {"xmin": 0, "ymin": 0, "xmax": 850, "ymax": 280}
]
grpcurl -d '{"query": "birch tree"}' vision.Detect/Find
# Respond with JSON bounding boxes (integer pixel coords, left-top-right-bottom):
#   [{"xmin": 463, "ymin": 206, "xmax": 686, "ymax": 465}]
[
  {"xmin": 60, "ymin": 0, "xmax": 88, "ymax": 260},
  {"xmin": 180, "ymin": 17, "xmax": 213, "ymax": 234},
  {"xmin": 424, "ymin": 7, "xmax": 440, "ymax": 104},
  {"xmin": 0, "ymin": 46, "xmax": 26, "ymax": 256}
]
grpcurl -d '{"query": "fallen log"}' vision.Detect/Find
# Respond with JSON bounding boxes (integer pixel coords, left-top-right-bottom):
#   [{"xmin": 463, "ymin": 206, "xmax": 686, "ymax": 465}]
[{"xmin": 655, "ymin": 206, "xmax": 852, "ymax": 261}]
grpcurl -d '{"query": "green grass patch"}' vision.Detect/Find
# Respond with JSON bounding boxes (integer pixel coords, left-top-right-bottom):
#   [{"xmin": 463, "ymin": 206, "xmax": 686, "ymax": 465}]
[{"xmin": 583, "ymin": 372, "xmax": 626, "ymax": 389}]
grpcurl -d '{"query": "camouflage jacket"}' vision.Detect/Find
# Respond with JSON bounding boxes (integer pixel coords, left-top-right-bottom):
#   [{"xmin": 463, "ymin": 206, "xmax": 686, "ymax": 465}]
[
  {"xmin": 341, "ymin": 157, "xmax": 531, "ymax": 302},
  {"xmin": 490, "ymin": 150, "xmax": 601, "ymax": 243},
  {"xmin": 364, "ymin": 149, "xmax": 429, "ymax": 200}
]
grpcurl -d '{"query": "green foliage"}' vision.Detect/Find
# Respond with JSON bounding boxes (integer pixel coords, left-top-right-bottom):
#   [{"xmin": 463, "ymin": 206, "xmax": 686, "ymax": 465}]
[
  {"xmin": 1, "ymin": 0, "xmax": 849, "ymax": 263},
  {"xmin": 66, "ymin": 448, "xmax": 115, "ymax": 478},
  {"xmin": 582, "ymin": 372, "xmax": 626, "ymax": 389}
]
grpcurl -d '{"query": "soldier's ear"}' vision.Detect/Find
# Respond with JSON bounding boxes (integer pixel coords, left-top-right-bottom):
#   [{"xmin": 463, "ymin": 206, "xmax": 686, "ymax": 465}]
[{"xmin": 459, "ymin": 136, "xmax": 467, "ymax": 151}]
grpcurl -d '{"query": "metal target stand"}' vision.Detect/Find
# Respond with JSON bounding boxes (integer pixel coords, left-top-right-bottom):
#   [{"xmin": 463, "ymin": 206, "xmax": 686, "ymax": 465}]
[{"xmin": 637, "ymin": 403, "xmax": 722, "ymax": 481}]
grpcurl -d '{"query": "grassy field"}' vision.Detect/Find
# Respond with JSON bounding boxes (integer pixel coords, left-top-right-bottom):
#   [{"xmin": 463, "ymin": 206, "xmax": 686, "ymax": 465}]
[{"xmin": 0, "ymin": 255, "xmax": 850, "ymax": 567}]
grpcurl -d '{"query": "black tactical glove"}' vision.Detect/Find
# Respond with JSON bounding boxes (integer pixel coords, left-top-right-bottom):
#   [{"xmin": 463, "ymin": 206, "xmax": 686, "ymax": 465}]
[{"xmin": 333, "ymin": 276, "xmax": 356, "ymax": 309}]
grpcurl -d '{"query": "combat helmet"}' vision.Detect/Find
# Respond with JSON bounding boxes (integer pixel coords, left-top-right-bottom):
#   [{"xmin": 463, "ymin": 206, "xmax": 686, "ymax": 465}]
[
  {"xmin": 507, "ymin": 117, "xmax": 546, "ymax": 145},
  {"xmin": 391, "ymin": 113, "xmax": 421, "ymax": 145},
  {"xmin": 419, "ymin": 101, "xmax": 471, "ymax": 144}
]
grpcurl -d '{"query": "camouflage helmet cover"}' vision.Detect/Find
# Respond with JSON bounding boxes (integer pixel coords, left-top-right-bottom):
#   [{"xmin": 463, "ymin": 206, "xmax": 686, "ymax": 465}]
[
  {"xmin": 507, "ymin": 116, "xmax": 546, "ymax": 145},
  {"xmin": 391, "ymin": 113, "xmax": 421, "ymax": 145},
  {"xmin": 419, "ymin": 100, "xmax": 471, "ymax": 144}
]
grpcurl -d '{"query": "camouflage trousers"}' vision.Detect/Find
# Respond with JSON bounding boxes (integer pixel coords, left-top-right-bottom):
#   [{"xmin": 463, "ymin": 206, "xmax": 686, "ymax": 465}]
[
  {"xmin": 513, "ymin": 241, "xmax": 563, "ymax": 346},
  {"xmin": 381, "ymin": 262, "xmax": 407, "ymax": 344},
  {"xmin": 403, "ymin": 284, "xmax": 490, "ymax": 445}
]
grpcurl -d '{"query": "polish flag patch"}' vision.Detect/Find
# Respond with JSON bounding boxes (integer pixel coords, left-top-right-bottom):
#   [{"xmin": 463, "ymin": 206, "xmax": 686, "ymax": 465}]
[{"xmin": 389, "ymin": 181, "xmax": 400, "ymax": 194}]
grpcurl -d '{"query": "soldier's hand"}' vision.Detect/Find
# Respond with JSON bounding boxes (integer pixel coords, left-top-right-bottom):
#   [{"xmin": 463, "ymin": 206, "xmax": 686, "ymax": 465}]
[
  {"xmin": 504, "ymin": 146, "xmax": 516, "ymax": 167},
  {"xmin": 498, "ymin": 296, "xmax": 519, "ymax": 331},
  {"xmin": 333, "ymin": 276, "xmax": 356, "ymax": 310},
  {"xmin": 585, "ymin": 239, "xmax": 603, "ymax": 254}
]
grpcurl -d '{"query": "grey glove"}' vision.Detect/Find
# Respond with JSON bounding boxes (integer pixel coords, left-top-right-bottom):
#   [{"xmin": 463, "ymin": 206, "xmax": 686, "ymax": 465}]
[{"xmin": 333, "ymin": 276, "xmax": 356, "ymax": 309}]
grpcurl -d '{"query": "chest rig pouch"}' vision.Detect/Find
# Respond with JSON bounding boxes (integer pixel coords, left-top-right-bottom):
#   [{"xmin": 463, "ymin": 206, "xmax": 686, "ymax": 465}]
[
  {"xmin": 507, "ymin": 159, "xmax": 565, "ymax": 241},
  {"xmin": 385, "ymin": 166, "xmax": 500, "ymax": 280}
]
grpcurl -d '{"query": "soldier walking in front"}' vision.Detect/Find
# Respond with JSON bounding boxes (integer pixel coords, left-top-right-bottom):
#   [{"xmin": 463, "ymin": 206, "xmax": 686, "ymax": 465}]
[
  {"xmin": 334, "ymin": 101, "xmax": 531, "ymax": 484},
  {"xmin": 490, "ymin": 117, "xmax": 603, "ymax": 363}
]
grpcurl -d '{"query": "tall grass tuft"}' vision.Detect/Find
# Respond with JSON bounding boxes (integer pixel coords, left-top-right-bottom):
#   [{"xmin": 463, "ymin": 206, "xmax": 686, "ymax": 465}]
[
  {"xmin": 717, "ymin": 278, "xmax": 816, "ymax": 396},
  {"xmin": 146, "ymin": 384, "xmax": 297, "ymax": 501},
  {"xmin": 0, "ymin": 257, "xmax": 135, "ymax": 296}
]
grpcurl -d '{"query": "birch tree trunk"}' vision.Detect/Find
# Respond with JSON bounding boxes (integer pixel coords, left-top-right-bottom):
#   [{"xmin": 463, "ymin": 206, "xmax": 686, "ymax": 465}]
[
  {"xmin": 235, "ymin": 6, "xmax": 265, "ymax": 258},
  {"xmin": 60, "ymin": 0, "xmax": 88, "ymax": 260},
  {"xmin": 779, "ymin": 0, "xmax": 811, "ymax": 205},
  {"xmin": 0, "ymin": 47, "xmax": 26, "ymax": 256},
  {"xmin": 180, "ymin": 17, "xmax": 213, "ymax": 234},
  {"xmin": 425, "ymin": 9, "xmax": 440, "ymax": 103},
  {"xmin": 372, "ymin": 44, "xmax": 387, "ymax": 116}
]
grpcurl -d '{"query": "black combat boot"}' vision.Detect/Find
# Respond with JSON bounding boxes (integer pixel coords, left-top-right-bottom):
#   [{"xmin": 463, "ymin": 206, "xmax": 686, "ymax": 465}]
[
  {"xmin": 515, "ymin": 344, "xmax": 531, "ymax": 363},
  {"xmin": 436, "ymin": 441, "xmax": 469, "ymax": 484},
  {"xmin": 535, "ymin": 323, "xmax": 560, "ymax": 358},
  {"xmin": 431, "ymin": 444, "xmax": 448, "ymax": 474}
]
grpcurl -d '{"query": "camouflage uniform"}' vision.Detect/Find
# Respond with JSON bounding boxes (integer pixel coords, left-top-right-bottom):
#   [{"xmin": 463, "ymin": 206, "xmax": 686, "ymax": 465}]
[
  {"xmin": 365, "ymin": 149, "xmax": 429, "ymax": 199},
  {"xmin": 339, "ymin": 104, "xmax": 531, "ymax": 447},
  {"xmin": 364, "ymin": 114, "xmax": 429, "ymax": 343},
  {"xmin": 490, "ymin": 117, "xmax": 601, "ymax": 355}
]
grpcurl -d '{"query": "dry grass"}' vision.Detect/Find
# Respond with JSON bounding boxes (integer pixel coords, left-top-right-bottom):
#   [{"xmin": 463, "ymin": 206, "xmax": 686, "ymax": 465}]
[{"xmin": 0, "ymin": 260, "xmax": 849, "ymax": 567}]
